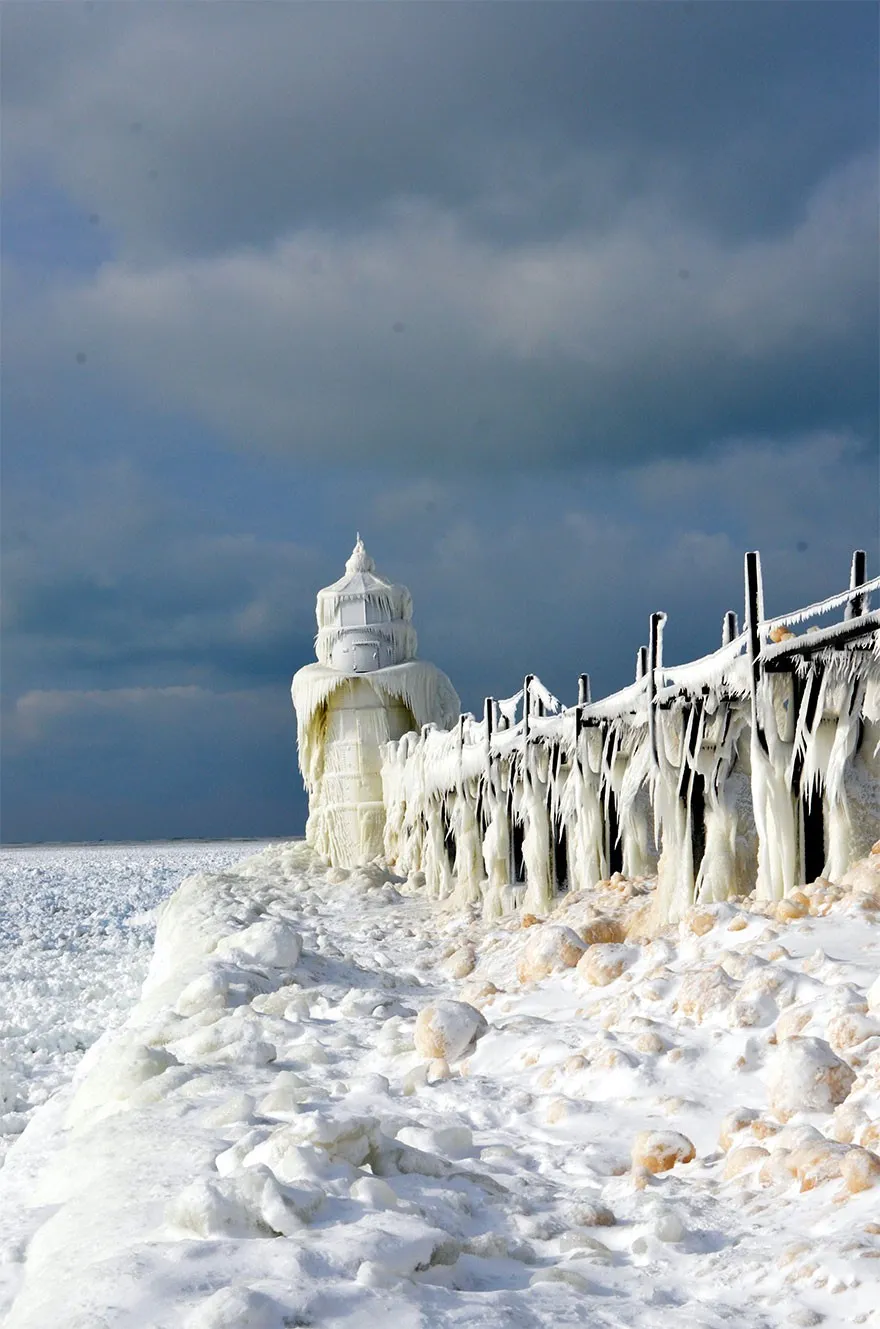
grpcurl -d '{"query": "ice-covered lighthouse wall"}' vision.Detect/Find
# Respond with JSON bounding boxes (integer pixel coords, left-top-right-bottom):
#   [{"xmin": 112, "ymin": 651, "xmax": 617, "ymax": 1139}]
[{"xmin": 292, "ymin": 539, "xmax": 460, "ymax": 868}]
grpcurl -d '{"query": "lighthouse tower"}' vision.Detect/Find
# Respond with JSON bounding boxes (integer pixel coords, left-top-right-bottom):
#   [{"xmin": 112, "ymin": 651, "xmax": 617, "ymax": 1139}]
[{"xmin": 292, "ymin": 538, "xmax": 460, "ymax": 867}]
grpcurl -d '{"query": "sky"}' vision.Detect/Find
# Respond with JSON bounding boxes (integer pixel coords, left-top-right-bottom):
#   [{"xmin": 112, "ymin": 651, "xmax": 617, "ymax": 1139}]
[{"xmin": 2, "ymin": 1, "xmax": 878, "ymax": 844}]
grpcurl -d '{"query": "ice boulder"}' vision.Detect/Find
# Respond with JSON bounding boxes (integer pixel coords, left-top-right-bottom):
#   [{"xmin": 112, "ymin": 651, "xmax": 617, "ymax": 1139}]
[
  {"xmin": 766, "ymin": 1036, "xmax": 856, "ymax": 1122},
  {"xmin": 216, "ymin": 918, "xmax": 302, "ymax": 970},
  {"xmin": 517, "ymin": 925, "xmax": 587, "ymax": 984},
  {"xmin": 675, "ymin": 966, "xmax": 737, "ymax": 1022},
  {"xmin": 414, "ymin": 1000, "xmax": 488, "ymax": 1061},
  {"xmin": 576, "ymin": 943, "xmax": 637, "ymax": 987},
  {"xmin": 350, "ymin": 1175, "xmax": 400, "ymax": 1209},
  {"xmin": 784, "ymin": 1136, "xmax": 849, "ymax": 1190},
  {"xmin": 246, "ymin": 1110, "xmax": 379, "ymax": 1173},
  {"xmin": 841, "ymin": 853, "xmax": 880, "ymax": 909},
  {"xmin": 826, "ymin": 1010, "xmax": 880, "ymax": 1053},
  {"xmin": 167, "ymin": 1165, "xmax": 321, "ymax": 1240},
  {"xmin": 174, "ymin": 969, "xmax": 230, "ymax": 1018},
  {"xmin": 723, "ymin": 1145, "xmax": 770, "ymax": 1180},
  {"xmin": 396, "ymin": 1123, "xmax": 473, "ymax": 1158},
  {"xmin": 631, "ymin": 1130, "xmax": 696, "ymax": 1174},
  {"xmin": 442, "ymin": 944, "xmax": 476, "ymax": 979},
  {"xmin": 579, "ymin": 915, "xmax": 625, "ymax": 945},
  {"xmin": 841, "ymin": 1145, "xmax": 880, "ymax": 1193}
]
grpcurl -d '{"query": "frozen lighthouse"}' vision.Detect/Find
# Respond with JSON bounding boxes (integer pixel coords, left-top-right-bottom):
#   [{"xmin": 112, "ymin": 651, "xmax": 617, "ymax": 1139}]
[{"xmin": 292, "ymin": 538, "xmax": 460, "ymax": 868}]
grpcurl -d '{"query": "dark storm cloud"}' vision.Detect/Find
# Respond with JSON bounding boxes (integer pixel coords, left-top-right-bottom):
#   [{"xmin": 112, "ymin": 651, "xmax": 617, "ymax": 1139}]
[
  {"xmin": 373, "ymin": 432, "xmax": 879, "ymax": 710},
  {"xmin": 2, "ymin": 684, "xmax": 304, "ymax": 842},
  {"xmin": 11, "ymin": 153, "xmax": 878, "ymax": 468},
  {"xmin": 1, "ymin": 461, "xmax": 320, "ymax": 697},
  {"xmin": 4, "ymin": 2, "xmax": 876, "ymax": 253},
  {"xmin": 3, "ymin": 2, "xmax": 877, "ymax": 469}
]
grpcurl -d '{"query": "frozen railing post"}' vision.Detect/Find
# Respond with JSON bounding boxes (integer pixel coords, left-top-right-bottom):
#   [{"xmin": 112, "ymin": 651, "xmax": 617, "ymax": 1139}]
[
  {"xmin": 846, "ymin": 549, "xmax": 867, "ymax": 621},
  {"xmin": 635, "ymin": 646, "xmax": 648, "ymax": 681},
  {"xmin": 647, "ymin": 611, "xmax": 666, "ymax": 768},
  {"xmin": 522, "ymin": 674, "xmax": 534, "ymax": 739},
  {"xmin": 574, "ymin": 678, "xmax": 587, "ymax": 776},
  {"xmin": 483, "ymin": 697, "xmax": 495, "ymax": 833},
  {"xmin": 722, "ymin": 611, "xmax": 738, "ymax": 646},
  {"xmin": 744, "ymin": 550, "xmax": 767, "ymax": 755}
]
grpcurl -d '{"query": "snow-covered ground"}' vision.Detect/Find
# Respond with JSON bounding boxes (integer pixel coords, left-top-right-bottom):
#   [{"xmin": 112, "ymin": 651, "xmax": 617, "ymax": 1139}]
[
  {"xmin": 1, "ymin": 842, "xmax": 879, "ymax": 1328},
  {"xmin": 0, "ymin": 842, "xmax": 274, "ymax": 1165}
]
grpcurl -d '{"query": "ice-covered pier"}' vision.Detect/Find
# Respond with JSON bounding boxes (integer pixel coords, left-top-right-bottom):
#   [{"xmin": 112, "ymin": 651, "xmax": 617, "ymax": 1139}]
[{"xmin": 295, "ymin": 545, "xmax": 880, "ymax": 931}]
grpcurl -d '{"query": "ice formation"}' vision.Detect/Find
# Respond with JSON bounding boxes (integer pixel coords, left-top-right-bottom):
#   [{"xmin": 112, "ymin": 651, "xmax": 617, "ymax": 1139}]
[
  {"xmin": 291, "ymin": 544, "xmax": 878, "ymax": 932},
  {"xmin": 4, "ymin": 839, "xmax": 880, "ymax": 1327},
  {"xmin": 378, "ymin": 553, "xmax": 880, "ymax": 928},
  {"xmin": 292, "ymin": 538, "xmax": 459, "ymax": 868}
]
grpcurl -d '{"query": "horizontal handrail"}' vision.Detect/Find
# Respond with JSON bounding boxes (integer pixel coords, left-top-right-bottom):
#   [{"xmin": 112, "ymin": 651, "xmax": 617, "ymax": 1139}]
[
  {"xmin": 384, "ymin": 559, "xmax": 879, "ymax": 775},
  {"xmin": 765, "ymin": 577, "xmax": 879, "ymax": 630}
]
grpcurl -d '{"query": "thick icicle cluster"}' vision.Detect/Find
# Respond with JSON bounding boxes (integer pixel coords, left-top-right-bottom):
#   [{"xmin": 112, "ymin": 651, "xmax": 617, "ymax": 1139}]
[{"xmin": 380, "ymin": 562, "xmax": 880, "ymax": 928}]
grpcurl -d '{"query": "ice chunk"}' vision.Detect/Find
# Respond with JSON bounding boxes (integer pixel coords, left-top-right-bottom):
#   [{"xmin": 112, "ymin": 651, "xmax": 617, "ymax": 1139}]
[{"xmin": 413, "ymin": 1000, "xmax": 488, "ymax": 1060}]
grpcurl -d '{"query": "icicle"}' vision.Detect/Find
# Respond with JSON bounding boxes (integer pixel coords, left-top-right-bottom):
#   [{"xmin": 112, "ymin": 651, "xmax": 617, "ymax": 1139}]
[
  {"xmin": 824, "ymin": 678, "xmax": 867, "ymax": 881},
  {"xmin": 694, "ymin": 707, "xmax": 753, "ymax": 903},
  {"xmin": 766, "ymin": 576, "xmax": 880, "ymax": 631},
  {"xmin": 451, "ymin": 779, "xmax": 484, "ymax": 907},
  {"xmin": 520, "ymin": 768, "xmax": 554, "ymax": 915},
  {"xmin": 650, "ymin": 708, "xmax": 696, "ymax": 926},
  {"xmin": 617, "ymin": 731, "xmax": 655, "ymax": 879},
  {"xmin": 751, "ymin": 739, "xmax": 798, "ymax": 901}
]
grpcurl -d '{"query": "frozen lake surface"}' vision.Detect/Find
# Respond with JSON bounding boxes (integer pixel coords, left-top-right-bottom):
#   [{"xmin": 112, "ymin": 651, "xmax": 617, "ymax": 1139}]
[{"xmin": 0, "ymin": 841, "xmax": 276, "ymax": 1163}]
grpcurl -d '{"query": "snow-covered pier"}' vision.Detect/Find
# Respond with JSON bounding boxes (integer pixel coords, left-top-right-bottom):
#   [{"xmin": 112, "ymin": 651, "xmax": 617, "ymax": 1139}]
[{"xmin": 380, "ymin": 550, "xmax": 880, "ymax": 927}]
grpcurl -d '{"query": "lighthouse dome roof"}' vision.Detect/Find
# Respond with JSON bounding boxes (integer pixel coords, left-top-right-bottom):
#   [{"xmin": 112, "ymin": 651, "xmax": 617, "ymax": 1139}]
[{"xmin": 314, "ymin": 538, "xmax": 417, "ymax": 671}]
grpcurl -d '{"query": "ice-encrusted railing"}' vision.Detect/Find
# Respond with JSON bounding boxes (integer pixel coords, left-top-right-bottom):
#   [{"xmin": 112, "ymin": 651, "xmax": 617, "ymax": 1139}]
[{"xmin": 381, "ymin": 551, "xmax": 880, "ymax": 926}]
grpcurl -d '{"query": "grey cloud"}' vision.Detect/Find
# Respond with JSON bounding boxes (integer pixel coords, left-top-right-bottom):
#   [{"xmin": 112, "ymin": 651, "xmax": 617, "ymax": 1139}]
[
  {"xmin": 16, "ymin": 156, "xmax": 876, "ymax": 468},
  {"xmin": 373, "ymin": 433, "xmax": 878, "ymax": 708},
  {"xmin": 2, "ymin": 685, "xmax": 303, "ymax": 842},
  {"xmin": 3, "ymin": 3, "xmax": 875, "ymax": 258},
  {"xmin": 2, "ymin": 462, "xmax": 321, "ymax": 695}
]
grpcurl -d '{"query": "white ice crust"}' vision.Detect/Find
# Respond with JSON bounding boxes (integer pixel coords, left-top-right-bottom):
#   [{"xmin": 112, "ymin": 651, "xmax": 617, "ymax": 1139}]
[{"xmin": 2, "ymin": 840, "xmax": 880, "ymax": 1328}]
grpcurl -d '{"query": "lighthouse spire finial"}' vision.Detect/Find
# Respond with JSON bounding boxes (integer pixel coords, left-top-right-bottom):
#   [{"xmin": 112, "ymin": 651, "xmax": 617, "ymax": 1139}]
[{"xmin": 345, "ymin": 533, "xmax": 374, "ymax": 575}]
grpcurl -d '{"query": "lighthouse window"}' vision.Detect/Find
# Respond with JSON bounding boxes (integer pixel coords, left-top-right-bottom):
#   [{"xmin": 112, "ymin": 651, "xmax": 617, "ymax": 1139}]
[{"xmin": 339, "ymin": 600, "xmax": 365, "ymax": 627}]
